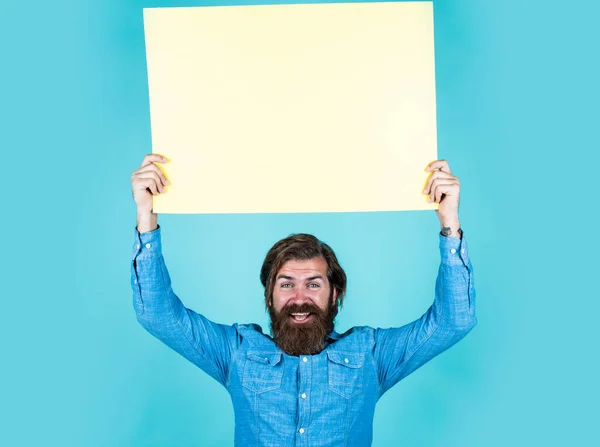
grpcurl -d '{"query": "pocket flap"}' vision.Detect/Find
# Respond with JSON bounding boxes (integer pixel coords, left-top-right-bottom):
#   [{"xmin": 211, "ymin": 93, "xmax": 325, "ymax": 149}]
[
  {"xmin": 246, "ymin": 351, "xmax": 283, "ymax": 366},
  {"xmin": 326, "ymin": 351, "xmax": 364, "ymax": 368}
]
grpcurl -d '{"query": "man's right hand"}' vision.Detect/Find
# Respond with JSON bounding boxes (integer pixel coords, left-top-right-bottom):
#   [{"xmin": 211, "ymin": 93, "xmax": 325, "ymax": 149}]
[{"xmin": 131, "ymin": 153, "xmax": 170, "ymax": 215}]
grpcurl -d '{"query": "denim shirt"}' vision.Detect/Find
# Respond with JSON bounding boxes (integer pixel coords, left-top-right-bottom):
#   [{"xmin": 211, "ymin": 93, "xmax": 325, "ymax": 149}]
[{"xmin": 131, "ymin": 225, "xmax": 477, "ymax": 447}]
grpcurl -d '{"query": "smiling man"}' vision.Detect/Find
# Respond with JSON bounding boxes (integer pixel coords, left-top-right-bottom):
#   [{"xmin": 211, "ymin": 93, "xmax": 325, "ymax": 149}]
[
  {"xmin": 130, "ymin": 154, "xmax": 477, "ymax": 447},
  {"xmin": 264, "ymin": 235, "xmax": 344, "ymax": 357}
]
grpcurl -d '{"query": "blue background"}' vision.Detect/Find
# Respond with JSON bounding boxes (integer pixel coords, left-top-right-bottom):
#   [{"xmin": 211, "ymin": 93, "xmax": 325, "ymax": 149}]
[{"xmin": 2, "ymin": 0, "xmax": 598, "ymax": 445}]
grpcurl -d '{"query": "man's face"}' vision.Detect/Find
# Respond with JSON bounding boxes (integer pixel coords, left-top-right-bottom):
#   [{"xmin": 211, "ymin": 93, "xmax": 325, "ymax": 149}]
[{"xmin": 268, "ymin": 256, "xmax": 338, "ymax": 356}]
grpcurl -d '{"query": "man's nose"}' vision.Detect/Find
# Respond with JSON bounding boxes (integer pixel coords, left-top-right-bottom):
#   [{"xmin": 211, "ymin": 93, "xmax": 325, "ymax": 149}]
[{"xmin": 289, "ymin": 289, "xmax": 312, "ymax": 304}]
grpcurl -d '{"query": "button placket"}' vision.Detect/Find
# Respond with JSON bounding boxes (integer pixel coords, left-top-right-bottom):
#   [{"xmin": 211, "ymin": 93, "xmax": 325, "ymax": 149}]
[{"xmin": 297, "ymin": 355, "xmax": 311, "ymax": 442}]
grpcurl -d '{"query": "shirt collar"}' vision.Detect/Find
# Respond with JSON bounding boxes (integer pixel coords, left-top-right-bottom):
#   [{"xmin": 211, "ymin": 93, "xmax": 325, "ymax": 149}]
[{"xmin": 328, "ymin": 329, "xmax": 342, "ymax": 341}]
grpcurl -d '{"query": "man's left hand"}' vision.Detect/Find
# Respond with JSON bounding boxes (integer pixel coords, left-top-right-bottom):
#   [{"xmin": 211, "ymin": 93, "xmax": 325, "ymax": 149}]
[{"xmin": 423, "ymin": 160, "xmax": 461, "ymax": 231}]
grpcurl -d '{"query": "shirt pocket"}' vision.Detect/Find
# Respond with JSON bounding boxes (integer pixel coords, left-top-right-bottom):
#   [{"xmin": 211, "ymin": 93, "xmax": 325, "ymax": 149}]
[
  {"xmin": 326, "ymin": 351, "xmax": 364, "ymax": 399},
  {"xmin": 242, "ymin": 351, "xmax": 284, "ymax": 394}
]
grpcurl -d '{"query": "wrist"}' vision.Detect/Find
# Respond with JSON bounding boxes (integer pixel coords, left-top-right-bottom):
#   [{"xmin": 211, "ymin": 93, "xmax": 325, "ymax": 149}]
[
  {"xmin": 439, "ymin": 218, "xmax": 461, "ymax": 238},
  {"xmin": 137, "ymin": 211, "xmax": 158, "ymax": 234}
]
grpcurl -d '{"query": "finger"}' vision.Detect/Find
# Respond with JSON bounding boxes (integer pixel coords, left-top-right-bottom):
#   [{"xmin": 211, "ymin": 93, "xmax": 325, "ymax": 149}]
[
  {"xmin": 429, "ymin": 179, "xmax": 456, "ymax": 202},
  {"xmin": 140, "ymin": 171, "xmax": 165, "ymax": 192},
  {"xmin": 136, "ymin": 163, "xmax": 170, "ymax": 186},
  {"xmin": 135, "ymin": 171, "xmax": 165, "ymax": 193},
  {"xmin": 140, "ymin": 153, "xmax": 169, "ymax": 169},
  {"xmin": 431, "ymin": 181, "xmax": 459, "ymax": 203},
  {"xmin": 141, "ymin": 178, "xmax": 159, "ymax": 196},
  {"xmin": 425, "ymin": 159, "xmax": 452, "ymax": 174},
  {"xmin": 423, "ymin": 170, "xmax": 456, "ymax": 195}
]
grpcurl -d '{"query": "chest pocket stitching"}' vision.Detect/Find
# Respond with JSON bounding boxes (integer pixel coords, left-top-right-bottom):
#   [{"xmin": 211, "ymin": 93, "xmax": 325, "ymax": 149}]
[
  {"xmin": 242, "ymin": 351, "xmax": 284, "ymax": 394},
  {"xmin": 327, "ymin": 351, "xmax": 364, "ymax": 399}
]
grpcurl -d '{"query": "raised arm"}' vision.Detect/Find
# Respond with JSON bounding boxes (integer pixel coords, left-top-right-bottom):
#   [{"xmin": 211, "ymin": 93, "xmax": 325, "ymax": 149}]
[
  {"xmin": 373, "ymin": 230, "xmax": 477, "ymax": 395},
  {"xmin": 373, "ymin": 159, "xmax": 477, "ymax": 396},
  {"xmin": 130, "ymin": 154, "xmax": 241, "ymax": 388}
]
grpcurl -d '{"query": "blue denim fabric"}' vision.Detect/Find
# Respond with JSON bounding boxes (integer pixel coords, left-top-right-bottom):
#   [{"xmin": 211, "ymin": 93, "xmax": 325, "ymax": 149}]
[{"xmin": 131, "ymin": 225, "xmax": 477, "ymax": 447}]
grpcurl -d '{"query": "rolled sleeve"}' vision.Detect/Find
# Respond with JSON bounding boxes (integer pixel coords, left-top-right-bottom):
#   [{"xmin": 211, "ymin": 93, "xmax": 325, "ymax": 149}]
[
  {"xmin": 130, "ymin": 224, "xmax": 163, "ymax": 315},
  {"xmin": 438, "ymin": 231, "xmax": 476, "ymax": 329},
  {"xmin": 439, "ymin": 231, "xmax": 470, "ymax": 267},
  {"xmin": 132, "ymin": 224, "xmax": 162, "ymax": 261}
]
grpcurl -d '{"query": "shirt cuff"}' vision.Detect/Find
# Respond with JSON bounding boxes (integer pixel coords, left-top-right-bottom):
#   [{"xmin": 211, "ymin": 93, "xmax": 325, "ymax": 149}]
[
  {"xmin": 439, "ymin": 230, "xmax": 470, "ymax": 267},
  {"xmin": 132, "ymin": 224, "xmax": 163, "ymax": 260}
]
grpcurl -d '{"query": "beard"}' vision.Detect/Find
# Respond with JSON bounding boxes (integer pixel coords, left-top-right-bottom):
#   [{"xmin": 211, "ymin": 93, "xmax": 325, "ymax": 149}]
[{"xmin": 269, "ymin": 294, "xmax": 338, "ymax": 356}]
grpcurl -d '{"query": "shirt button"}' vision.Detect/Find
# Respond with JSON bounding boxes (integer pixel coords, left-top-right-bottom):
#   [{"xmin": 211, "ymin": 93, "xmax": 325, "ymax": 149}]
[
  {"xmin": 461, "ymin": 249, "xmax": 465, "ymax": 254},
  {"xmin": 302, "ymin": 357, "xmax": 308, "ymax": 362},
  {"xmin": 450, "ymin": 248, "xmax": 456, "ymax": 254},
  {"xmin": 134, "ymin": 279, "xmax": 137, "ymax": 284},
  {"xmin": 301, "ymin": 393, "xmax": 307, "ymax": 399},
  {"xmin": 299, "ymin": 428, "xmax": 305, "ymax": 434},
  {"xmin": 146, "ymin": 243, "xmax": 151, "ymax": 249},
  {"xmin": 137, "ymin": 244, "xmax": 140, "ymax": 249},
  {"xmin": 344, "ymin": 358, "xmax": 349, "ymax": 363}
]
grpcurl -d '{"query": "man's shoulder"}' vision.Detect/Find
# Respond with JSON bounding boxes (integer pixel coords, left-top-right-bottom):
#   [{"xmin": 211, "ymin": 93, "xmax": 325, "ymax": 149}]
[
  {"xmin": 233, "ymin": 322, "xmax": 277, "ymax": 347},
  {"xmin": 235, "ymin": 322, "xmax": 265, "ymax": 333},
  {"xmin": 335, "ymin": 325, "xmax": 376, "ymax": 337},
  {"xmin": 329, "ymin": 325, "xmax": 376, "ymax": 351}
]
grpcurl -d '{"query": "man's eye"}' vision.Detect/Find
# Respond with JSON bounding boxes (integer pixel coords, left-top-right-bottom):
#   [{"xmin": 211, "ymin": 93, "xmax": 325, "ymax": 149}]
[
  {"xmin": 308, "ymin": 283, "xmax": 320, "ymax": 288},
  {"xmin": 281, "ymin": 283, "xmax": 292, "ymax": 288}
]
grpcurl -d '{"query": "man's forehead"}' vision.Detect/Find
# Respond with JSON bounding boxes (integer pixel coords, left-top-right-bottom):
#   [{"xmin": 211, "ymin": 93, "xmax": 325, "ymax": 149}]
[{"xmin": 276, "ymin": 257, "xmax": 328, "ymax": 278}]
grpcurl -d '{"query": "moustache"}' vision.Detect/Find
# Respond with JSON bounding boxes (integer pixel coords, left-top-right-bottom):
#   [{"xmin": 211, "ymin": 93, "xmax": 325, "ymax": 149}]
[{"xmin": 280, "ymin": 302, "xmax": 323, "ymax": 316}]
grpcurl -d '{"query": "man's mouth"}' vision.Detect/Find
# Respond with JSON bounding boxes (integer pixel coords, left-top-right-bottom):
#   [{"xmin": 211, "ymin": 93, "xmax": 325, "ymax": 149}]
[{"xmin": 290, "ymin": 312, "xmax": 312, "ymax": 323}]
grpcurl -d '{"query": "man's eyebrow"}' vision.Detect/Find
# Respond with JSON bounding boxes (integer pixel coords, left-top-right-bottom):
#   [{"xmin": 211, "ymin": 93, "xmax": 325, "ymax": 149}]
[{"xmin": 276, "ymin": 274, "xmax": 325, "ymax": 281}]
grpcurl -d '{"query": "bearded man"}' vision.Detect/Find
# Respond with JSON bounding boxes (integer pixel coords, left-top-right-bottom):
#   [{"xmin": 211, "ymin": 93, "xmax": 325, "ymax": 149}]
[{"xmin": 130, "ymin": 154, "xmax": 477, "ymax": 447}]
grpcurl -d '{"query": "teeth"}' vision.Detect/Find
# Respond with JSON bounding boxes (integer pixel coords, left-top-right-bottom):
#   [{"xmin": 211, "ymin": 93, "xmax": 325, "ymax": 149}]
[{"xmin": 291, "ymin": 312, "xmax": 311, "ymax": 321}]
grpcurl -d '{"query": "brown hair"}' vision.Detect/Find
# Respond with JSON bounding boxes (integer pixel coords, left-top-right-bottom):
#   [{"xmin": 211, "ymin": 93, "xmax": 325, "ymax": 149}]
[{"xmin": 260, "ymin": 233, "xmax": 347, "ymax": 310}]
